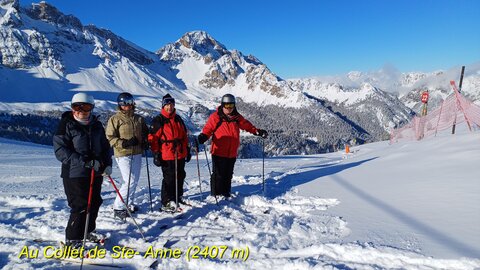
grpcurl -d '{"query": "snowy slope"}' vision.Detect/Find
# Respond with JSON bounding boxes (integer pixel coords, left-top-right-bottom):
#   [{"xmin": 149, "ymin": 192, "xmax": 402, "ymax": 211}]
[{"xmin": 0, "ymin": 127, "xmax": 479, "ymax": 269}]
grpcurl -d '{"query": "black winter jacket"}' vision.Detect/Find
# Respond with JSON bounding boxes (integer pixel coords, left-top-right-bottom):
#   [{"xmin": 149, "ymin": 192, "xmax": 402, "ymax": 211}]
[{"xmin": 53, "ymin": 111, "xmax": 112, "ymax": 179}]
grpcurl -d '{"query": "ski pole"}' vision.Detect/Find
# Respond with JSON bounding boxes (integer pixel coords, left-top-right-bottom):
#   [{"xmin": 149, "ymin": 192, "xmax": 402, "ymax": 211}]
[
  {"xmin": 126, "ymin": 153, "xmax": 133, "ymax": 211},
  {"xmin": 262, "ymin": 137, "xmax": 265, "ymax": 195},
  {"xmin": 174, "ymin": 146, "xmax": 179, "ymax": 212},
  {"xmin": 144, "ymin": 149, "xmax": 153, "ymax": 212},
  {"xmin": 80, "ymin": 167, "xmax": 95, "ymax": 270},
  {"xmin": 107, "ymin": 175, "xmax": 146, "ymax": 240},
  {"xmin": 193, "ymin": 144, "xmax": 204, "ymax": 200},
  {"xmin": 203, "ymin": 143, "xmax": 218, "ymax": 206}
]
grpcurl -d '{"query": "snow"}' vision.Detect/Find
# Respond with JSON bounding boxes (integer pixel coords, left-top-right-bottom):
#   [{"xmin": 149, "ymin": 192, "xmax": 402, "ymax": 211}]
[{"xmin": 0, "ymin": 128, "xmax": 479, "ymax": 269}]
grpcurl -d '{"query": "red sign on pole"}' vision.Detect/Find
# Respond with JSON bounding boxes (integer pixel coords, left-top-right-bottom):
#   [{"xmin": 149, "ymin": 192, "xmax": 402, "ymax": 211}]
[{"xmin": 421, "ymin": 91, "xmax": 429, "ymax": 103}]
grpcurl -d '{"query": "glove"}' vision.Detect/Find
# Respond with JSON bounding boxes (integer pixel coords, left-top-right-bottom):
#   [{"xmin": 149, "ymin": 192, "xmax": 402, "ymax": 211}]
[
  {"xmin": 85, "ymin": 160, "xmax": 101, "ymax": 172},
  {"xmin": 102, "ymin": 166, "xmax": 112, "ymax": 176},
  {"xmin": 153, "ymin": 153, "xmax": 164, "ymax": 167},
  {"xmin": 197, "ymin": 133, "xmax": 208, "ymax": 144},
  {"xmin": 191, "ymin": 139, "xmax": 199, "ymax": 152},
  {"xmin": 256, "ymin": 129, "xmax": 268, "ymax": 139},
  {"xmin": 122, "ymin": 137, "xmax": 139, "ymax": 148},
  {"xmin": 185, "ymin": 146, "xmax": 192, "ymax": 163}
]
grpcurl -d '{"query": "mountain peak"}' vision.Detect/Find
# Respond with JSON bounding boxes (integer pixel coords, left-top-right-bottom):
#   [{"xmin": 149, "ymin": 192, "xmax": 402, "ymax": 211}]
[
  {"xmin": 0, "ymin": 0, "xmax": 20, "ymax": 26},
  {"xmin": 0, "ymin": 0, "xmax": 18, "ymax": 8},
  {"xmin": 25, "ymin": 1, "xmax": 82, "ymax": 29},
  {"xmin": 177, "ymin": 30, "xmax": 228, "ymax": 57}
]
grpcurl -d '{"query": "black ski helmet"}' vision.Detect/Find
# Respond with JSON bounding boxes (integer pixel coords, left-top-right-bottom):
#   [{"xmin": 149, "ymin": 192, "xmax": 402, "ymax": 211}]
[
  {"xmin": 117, "ymin": 92, "xmax": 135, "ymax": 106},
  {"xmin": 221, "ymin": 94, "xmax": 236, "ymax": 104}
]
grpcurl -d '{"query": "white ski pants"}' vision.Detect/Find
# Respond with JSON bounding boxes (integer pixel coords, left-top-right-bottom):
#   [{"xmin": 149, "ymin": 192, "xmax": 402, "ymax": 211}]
[{"xmin": 113, "ymin": 154, "xmax": 142, "ymax": 210}]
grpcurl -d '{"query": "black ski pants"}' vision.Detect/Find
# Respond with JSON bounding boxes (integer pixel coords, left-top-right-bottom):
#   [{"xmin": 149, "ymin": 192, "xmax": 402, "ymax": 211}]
[
  {"xmin": 62, "ymin": 176, "xmax": 103, "ymax": 241},
  {"xmin": 211, "ymin": 155, "xmax": 236, "ymax": 197},
  {"xmin": 161, "ymin": 159, "xmax": 186, "ymax": 206}
]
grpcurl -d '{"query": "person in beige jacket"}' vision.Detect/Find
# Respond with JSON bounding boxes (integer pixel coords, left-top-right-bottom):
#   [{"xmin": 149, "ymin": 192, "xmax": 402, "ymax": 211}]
[{"xmin": 106, "ymin": 92, "xmax": 148, "ymax": 220}]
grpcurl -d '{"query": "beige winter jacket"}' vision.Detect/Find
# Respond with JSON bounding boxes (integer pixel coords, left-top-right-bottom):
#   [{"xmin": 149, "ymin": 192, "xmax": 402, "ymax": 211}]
[{"xmin": 106, "ymin": 109, "xmax": 149, "ymax": 157}]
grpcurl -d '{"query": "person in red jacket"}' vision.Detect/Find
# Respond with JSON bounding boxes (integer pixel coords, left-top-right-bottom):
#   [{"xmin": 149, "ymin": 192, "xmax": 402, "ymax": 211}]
[
  {"xmin": 197, "ymin": 94, "xmax": 268, "ymax": 198},
  {"xmin": 148, "ymin": 94, "xmax": 191, "ymax": 212}
]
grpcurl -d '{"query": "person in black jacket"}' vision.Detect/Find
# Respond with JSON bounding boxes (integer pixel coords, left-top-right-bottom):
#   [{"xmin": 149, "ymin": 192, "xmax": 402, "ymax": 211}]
[{"xmin": 53, "ymin": 92, "xmax": 112, "ymax": 247}]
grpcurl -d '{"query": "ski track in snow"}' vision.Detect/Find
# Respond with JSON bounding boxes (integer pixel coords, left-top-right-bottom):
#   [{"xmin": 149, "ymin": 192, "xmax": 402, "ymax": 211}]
[{"xmin": 0, "ymin": 138, "xmax": 479, "ymax": 269}]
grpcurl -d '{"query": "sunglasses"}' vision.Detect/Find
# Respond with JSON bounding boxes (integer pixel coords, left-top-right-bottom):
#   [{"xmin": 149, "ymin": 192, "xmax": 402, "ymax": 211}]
[
  {"xmin": 72, "ymin": 103, "xmax": 94, "ymax": 112},
  {"xmin": 119, "ymin": 99, "xmax": 135, "ymax": 106},
  {"xmin": 223, "ymin": 103, "xmax": 235, "ymax": 109}
]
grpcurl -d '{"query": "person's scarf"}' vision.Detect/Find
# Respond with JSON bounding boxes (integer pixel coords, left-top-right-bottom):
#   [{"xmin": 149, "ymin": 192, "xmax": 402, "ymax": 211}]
[{"xmin": 73, "ymin": 114, "xmax": 92, "ymax": 125}]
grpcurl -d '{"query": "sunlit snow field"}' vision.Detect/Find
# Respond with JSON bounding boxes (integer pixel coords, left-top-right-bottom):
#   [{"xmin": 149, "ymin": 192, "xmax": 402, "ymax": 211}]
[{"xmin": 0, "ymin": 130, "xmax": 479, "ymax": 269}]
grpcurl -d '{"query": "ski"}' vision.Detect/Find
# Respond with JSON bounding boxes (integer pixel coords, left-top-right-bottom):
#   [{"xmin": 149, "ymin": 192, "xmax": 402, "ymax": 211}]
[
  {"xmin": 33, "ymin": 237, "xmax": 108, "ymax": 246},
  {"xmin": 59, "ymin": 240, "xmax": 106, "ymax": 255},
  {"xmin": 51, "ymin": 257, "xmax": 123, "ymax": 269},
  {"xmin": 160, "ymin": 206, "xmax": 183, "ymax": 214},
  {"xmin": 32, "ymin": 238, "xmax": 59, "ymax": 244},
  {"xmin": 179, "ymin": 200, "xmax": 193, "ymax": 207}
]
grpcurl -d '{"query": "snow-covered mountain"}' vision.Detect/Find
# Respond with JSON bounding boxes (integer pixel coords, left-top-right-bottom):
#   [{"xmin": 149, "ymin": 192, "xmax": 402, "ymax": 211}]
[
  {"xmin": 288, "ymin": 79, "xmax": 414, "ymax": 134},
  {"xmin": 0, "ymin": 0, "xmax": 306, "ymax": 112},
  {"xmin": 5, "ymin": 0, "xmax": 475, "ymax": 154},
  {"xmin": 156, "ymin": 31, "xmax": 306, "ymax": 107},
  {"xmin": 300, "ymin": 63, "xmax": 480, "ymax": 116},
  {"xmin": 398, "ymin": 64, "xmax": 480, "ymax": 113},
  {"xmin": 0, "ymin": 0, "xmax": 172, "ymax": 112}
]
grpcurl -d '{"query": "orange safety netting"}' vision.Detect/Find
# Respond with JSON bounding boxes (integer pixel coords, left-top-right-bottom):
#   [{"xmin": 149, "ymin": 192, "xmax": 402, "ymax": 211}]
[{"xmin": 390, "ymin": 81, "xmax": 480, "ymax": 143}]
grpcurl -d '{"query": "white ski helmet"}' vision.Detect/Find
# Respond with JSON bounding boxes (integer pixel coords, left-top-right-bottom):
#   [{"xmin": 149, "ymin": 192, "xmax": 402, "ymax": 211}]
[{"xmin": 71, "ymin": 92, "xmax": 95, "ymax": 105}]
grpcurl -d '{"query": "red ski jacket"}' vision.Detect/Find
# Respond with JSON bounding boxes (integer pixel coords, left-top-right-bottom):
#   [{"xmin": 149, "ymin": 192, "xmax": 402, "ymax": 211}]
[
  {"xmin": 202, "ymin": 107, "xmax": 258, "ymax": 158},
  {"xmin": 148, "ymin": 109, "xmax": 188, "ymax": 160}
]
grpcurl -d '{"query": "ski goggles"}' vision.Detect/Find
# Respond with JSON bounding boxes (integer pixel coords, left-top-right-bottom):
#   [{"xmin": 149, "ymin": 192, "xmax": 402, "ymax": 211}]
[
  {"xmin": 71, "ymin": 103, "xmax": 94, "ymax": 112},
  {"xmin": 223, "ymin": 103, "xmax": 235, "ymax": 109},
  {"xmin": 118, "ymin": 98, "xmax": 135, "ymax": 106}
]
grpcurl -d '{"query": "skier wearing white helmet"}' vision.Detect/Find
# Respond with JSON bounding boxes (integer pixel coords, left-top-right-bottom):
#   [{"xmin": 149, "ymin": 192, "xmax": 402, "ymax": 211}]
[{"xmin": 53, "ymin": 92, "xmax": 112, "ymax": 247}]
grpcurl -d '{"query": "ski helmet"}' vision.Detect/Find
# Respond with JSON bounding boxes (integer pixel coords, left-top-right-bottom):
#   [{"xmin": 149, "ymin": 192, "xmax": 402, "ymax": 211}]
[
  {"xmin": 117, "ymin": 92, "xmax": 135, "ymax": 106},
  {"xmin": 71, "ymin": 92, "xmax": 95, "ymax": 105},
  {"xmin": 221, "ymin": 94, "xmax": 235, "ymax": 104}
]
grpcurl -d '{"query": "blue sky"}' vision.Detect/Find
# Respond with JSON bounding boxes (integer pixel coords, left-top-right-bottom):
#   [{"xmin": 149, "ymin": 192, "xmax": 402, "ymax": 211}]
[{"xmin": 23, "ymin": 0, "xmax": 480, "ymax": 78}]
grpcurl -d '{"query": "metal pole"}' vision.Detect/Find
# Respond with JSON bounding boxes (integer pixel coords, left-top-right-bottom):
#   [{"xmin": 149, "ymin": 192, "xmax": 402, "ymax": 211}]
[
  {"xmin": 144, "ymin": 149, "xmax": 153, "ymax": 212},
  {"xmin": 194, "ymin": 144, "xmax": 204, "ymax": 200},
  {"xmin": 125, "ymin": 153, "xmax": 133, "ymax": 210},
  {"xmin": 107, "ymin": 176, "xmax": 146, "ymax": 240},
  {"xmin": 80, "ymin": 168, "xmax": 96, "ymax": 270},
  {"xmin": 452, "ymin": 66, "xmax": 465, "ymax": 134},
  {"xmin": 174, "ymin": 146, "xmax": 179, "ymax": 212},
  {"xmin": 262, "ymin": 138, "xmax": 265, "ymax": 195},
  {"xmin": 203, "ymin": 144, "xmax": 218, "ymax": 206}
]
